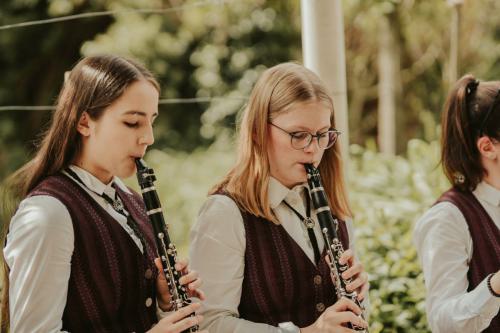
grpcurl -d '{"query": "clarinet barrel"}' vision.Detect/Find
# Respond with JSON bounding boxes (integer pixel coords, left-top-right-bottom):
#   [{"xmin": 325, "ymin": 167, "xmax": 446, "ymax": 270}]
[
  {"xmin": 304, "ymin": 163, "xmax": 368, "ymax": 332},
  {"xmin": 135, "ymin": 158, "xmax": 198, "ymax": 333}
]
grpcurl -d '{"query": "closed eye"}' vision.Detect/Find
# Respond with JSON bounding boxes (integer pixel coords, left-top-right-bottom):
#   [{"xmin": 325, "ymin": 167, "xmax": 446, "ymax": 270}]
[
  {"xmin": 124, "ymin": 122, "xmax": 139, "ymax": 128},
  {"xmin": 291, "ymin": 131, "xmax": 310, "ymax": 140}
]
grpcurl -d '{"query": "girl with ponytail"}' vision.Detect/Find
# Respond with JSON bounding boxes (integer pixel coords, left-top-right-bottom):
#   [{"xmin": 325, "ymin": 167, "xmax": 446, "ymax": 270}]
[
  {"xmin": 1, "ymin": 55, "xmax": 205, "ymax": 333},
  {"xmin": 414, "ymin": 74, "xmax": 500, "ymax": 333}
]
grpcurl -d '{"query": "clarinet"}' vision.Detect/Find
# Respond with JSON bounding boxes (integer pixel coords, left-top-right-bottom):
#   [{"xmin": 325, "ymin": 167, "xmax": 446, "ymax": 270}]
[
  {"xmin": 135, "ymin": 158, "xmax": 199, "ymax": 333},
  {"xmin": 304, "ymin": 163, "xmax": 368, "ymax": 333}
]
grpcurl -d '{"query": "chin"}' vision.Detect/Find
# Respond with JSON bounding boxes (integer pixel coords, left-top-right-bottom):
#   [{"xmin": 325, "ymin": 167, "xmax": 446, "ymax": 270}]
[{"xmin": 116, "ymin": 165, "xmax": 136, "ymax": 180}]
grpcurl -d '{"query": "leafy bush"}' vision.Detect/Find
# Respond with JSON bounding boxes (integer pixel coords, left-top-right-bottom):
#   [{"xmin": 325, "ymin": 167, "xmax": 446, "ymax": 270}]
[
  {"xmin": 349, "ymin": 139, "xmax": 448, "ymax": 332},
  {"xmin": 137, "ymin": 138, "xmax": 448, "ymax": 332}
]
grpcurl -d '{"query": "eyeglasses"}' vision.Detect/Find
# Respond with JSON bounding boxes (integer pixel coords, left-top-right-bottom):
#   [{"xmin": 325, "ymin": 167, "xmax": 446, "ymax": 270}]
[
  {"xmin": 479, "ymin": 89, "xmax": 500, "ymax": 136},
  {"xmin": 269, "ymin": 122, "xmax": 340, "ymax": 150}
]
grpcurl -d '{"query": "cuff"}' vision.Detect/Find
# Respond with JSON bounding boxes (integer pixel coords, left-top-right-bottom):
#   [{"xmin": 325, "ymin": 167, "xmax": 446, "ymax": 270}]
[{"xmin": 278, "ymin": 322, "xmax": 300, "ymax": 333}]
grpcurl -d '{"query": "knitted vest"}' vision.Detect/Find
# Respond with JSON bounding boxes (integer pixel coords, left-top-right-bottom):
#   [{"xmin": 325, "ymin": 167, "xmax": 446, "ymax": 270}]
[
  {"xmin": 231, "ymin": 197, "xmax": 350, "ymax": 328},
  {"xmin": 437, "ymin": 188, "xmax": 500, "ymax": 333},
  {"xmin": 29, "ymin": 174, "xmax": 159, "ymax": 333}
]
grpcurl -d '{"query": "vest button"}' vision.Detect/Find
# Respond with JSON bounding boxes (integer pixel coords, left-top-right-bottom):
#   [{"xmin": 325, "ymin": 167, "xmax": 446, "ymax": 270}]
[
  {"xmin": 316, "ymin": 302, "xmax": 325, "ymax": 312},
  {"xmin": 145, "ymin": 268, "xmax": 153, "ymax": 279},
  {"xmin": 313, "ymin": 275, "xmax": 322, "ymax": 285},
  {"xmin": 145, "ymin": 297, "xmax": 153, "ymax": 307}
]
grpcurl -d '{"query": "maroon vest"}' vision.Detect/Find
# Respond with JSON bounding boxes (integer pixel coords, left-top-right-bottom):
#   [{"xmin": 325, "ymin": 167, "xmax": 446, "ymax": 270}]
[
  {"xmin": 437, "ymin": 188, "xmax": 500, "ymax": 332},
  {"xmin": 232, "ymin": 198, "xmax": 350, "ymax": 328},
  {"xmin": 29, "ymin": 174, "xmax": 159, "ymax": 333}
]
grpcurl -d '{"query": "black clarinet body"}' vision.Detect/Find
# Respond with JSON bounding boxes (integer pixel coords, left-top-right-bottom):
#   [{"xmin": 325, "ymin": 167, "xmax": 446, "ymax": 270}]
[
  {"xmin": 304, "ymin": 163, "xmax": 368, "ymax": 332},
  {"xmin": 135, "ymin": 158, "xmax": 198, "ymax": 333}
]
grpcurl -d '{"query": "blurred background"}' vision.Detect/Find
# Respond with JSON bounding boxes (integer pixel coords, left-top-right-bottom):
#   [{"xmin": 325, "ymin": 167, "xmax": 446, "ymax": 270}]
[{"xmin": 0, "ymin": 0, "xmax": 499, "ymax": 331}]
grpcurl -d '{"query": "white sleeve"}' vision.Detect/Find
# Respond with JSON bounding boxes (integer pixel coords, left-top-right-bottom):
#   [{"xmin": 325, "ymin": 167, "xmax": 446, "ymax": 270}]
[
  {"xmin": 4, "ymin": 195, "xmax": 74, "ymax": 333},
  {"xmin": 189, "ymin": 195, "xmax": 285, "ymax": 333},
  {"xmin": 414, "ymin": 202, "xmax": 500, "ymax": 333}
]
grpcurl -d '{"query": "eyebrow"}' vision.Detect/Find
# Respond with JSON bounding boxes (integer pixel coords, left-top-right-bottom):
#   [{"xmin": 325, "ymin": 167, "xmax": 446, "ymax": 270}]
[
  {"xmin": 291, "ymin": 125, "xmax": 331, "ymax": 132},
  {"xmin": 123, "ymin": 110, "xmax": 159, "ymax": 118}
]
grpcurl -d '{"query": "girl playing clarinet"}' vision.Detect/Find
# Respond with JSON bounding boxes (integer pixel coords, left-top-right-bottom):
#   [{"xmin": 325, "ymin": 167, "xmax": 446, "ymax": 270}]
[
  {"xmin": 190, "ymin": 62, "xmax": 369, "ymax": 332},
  {"xmin": 414, "ymin": 74, "xmax": 500, "ymax": 332},
  {"xmin": 1, "ymin": 55, "xmax": 205, "ymax": 333}
]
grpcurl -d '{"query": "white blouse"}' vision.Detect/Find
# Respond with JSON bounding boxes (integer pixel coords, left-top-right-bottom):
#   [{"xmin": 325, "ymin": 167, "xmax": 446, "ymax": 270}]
[
  {"xmin": 414, "ymin": 181, "xmax": 500, "ymax": 333},
  {"xmin": 190, "ymin": 177, "xmax": 365, "ymax": 333},
  {"xmin": 4, "ymin": 166, "xmax": 154, "ymax": 333}
]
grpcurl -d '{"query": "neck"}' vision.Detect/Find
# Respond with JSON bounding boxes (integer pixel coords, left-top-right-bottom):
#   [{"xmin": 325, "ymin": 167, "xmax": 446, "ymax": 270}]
[
  {"xmin": 72, "ymin": 155, "xmax": 113, "ymax": 184},
  {"xmin": 482, "ymin": 156, "xmax": 500, "ymax": 190},
  {"xmin": 483, "ymin": 173, "xmax": 500, "ymax": 190}
]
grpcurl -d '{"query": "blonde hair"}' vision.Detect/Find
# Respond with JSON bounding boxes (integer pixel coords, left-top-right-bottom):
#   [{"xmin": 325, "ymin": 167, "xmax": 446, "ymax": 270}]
[{"xmin": 211, "ymin": 62, "xmax": 352, "ymax": 222}]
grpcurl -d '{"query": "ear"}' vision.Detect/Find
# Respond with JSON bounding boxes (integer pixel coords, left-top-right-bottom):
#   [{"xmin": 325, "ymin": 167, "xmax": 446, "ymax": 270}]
[
  {"xmin": 477, "ymin": 136, "xmax": 498, "ymax": 160},
  {"xmin": 76, "ymin": 112, "xmax": 91, "ymax": 137}
]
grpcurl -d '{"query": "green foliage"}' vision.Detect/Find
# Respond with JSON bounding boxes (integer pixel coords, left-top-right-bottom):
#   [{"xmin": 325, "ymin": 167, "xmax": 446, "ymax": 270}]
[
  {"xmin": 349, "ymin": 139, "xmax": 449, "ymax": 332},
  {"xmin": 80, "ymin": 0, "xmax": 301, "ymax": 150},
  {"xmin": 138, "ymin": 138, "xmax": 448, "ymax": 332}
]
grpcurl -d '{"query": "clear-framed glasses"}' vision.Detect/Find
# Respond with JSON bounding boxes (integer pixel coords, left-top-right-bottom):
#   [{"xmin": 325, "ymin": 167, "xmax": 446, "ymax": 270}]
[{"xmin": 269, "ymin": 122, "xmax": 341, "ymax": 150}]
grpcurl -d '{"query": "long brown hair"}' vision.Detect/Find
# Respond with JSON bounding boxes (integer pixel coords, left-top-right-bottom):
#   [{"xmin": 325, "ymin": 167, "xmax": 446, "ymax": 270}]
[
  {"xmin": 0, "ymin": 54, "xmax": 159, "ymax": 332},
  {"xmin": 441, "ymin": 74, "xmax": 500, "ymax": 191},
  {"xmin": 211, "ymin": 62, "xmax": 352, "ymax": 222}
]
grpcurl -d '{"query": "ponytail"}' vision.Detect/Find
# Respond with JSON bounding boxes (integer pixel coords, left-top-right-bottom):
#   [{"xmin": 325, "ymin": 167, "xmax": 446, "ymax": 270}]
[{"xmin": 441, "ymin": 74, "xmax": 500, "ymax": 191}]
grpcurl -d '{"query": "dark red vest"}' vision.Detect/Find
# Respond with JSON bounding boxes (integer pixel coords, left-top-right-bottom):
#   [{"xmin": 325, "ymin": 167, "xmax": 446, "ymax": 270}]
[
  {"xmin": 437, "ymin": 188, "xmax": 500, "ymax": 333},
  {"xmin": 233, "ymin": 199, "xmax": 350, "ymax": 328},
  {"xmin": 29, "ymin": 174, "xmax": 159, "ymax": 333}
]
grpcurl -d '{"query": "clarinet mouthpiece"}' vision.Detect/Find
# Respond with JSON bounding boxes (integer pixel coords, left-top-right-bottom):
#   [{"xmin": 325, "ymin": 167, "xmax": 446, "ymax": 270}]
[
  {"xmin": 304, "ymin": 163, "xmax": 315, "ymax": 173},
  {"xmin": 135, "ymin": 158, "xmax": 147, "ymax": 171}
]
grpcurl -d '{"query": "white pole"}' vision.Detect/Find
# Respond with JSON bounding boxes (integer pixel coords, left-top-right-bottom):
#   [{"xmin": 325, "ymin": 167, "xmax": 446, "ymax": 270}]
[
  {"xmin": 377, "ymin": 15, "xmax": 397, "ymax": 155},
  {"xmin": 447, "ymin": 0, "xmax": 463, "ymax": 85},
  {"xmin": 301, "ymin": 0, "xmax": 349, "ymax": 161}
]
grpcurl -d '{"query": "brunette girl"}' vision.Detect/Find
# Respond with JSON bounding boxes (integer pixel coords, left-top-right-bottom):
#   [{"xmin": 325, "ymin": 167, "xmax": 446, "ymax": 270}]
[
  {"xmin": 414, "ymin": 74, "xmax": 500, "ymax": 333},
  {"xmin": 1, "ymin": 55, "xmax": 205, "ymax": 333}
]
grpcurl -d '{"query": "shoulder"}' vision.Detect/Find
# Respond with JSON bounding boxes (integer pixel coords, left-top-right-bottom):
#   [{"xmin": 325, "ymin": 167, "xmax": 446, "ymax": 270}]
[
  {"xmin": 30, "ymin": 174, "xmax": 81, "ymax": 203},
  {"xmin": 8, "ymin": 195, "xmax": 74, "ymax": 243},
  {"xmin": 414, "ymin": 201, "xmax": 469, "ymax": 246},
  {"xmin": 33, "ymin": 173, "xmax": 73, "ymax": 191},
  {"xmin": 192, "ymin": 194, "xmax": 245, "ymax": 247},
  {"xmin": 199, "ymin": 194, "xmax": 242, "ymax": 216},
  {"xmin": 416, "ymin": 201, "xmax": 466, "ymax": 230}
]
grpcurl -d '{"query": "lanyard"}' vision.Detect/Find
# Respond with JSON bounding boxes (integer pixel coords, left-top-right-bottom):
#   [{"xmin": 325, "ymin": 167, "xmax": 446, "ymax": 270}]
[
  {"xmin": 65, "ymin": 168, "xmax": 147, "ymax": 252},
  {"xmin": 283, "ymin": 191, "xmax": 321, "ymax": 264}
]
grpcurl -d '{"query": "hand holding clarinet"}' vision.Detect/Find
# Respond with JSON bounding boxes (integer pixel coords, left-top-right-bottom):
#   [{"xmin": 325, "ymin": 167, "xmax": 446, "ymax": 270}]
[
  {"xmin": 302, "ymin": 163, "xmax": 369, "ymax": 333},
  {"xmin": 136, "ymin": 159, "xmax": 207, "ymax": 333}
]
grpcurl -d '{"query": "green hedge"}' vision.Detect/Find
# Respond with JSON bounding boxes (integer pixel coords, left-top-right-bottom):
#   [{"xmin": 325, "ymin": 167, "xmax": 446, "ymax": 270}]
[{"xmin": 349, "ymin": 139, "xmax": 448, "ymax": 332}]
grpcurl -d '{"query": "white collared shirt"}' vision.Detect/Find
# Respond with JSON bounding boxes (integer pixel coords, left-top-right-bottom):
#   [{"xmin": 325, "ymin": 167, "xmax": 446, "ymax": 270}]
[
  {"xmin": 414, "ymin": 181, "xmax": 500, "ymax": 333},
  {"xmin": 4, "ymin": 166, "xmax": 144, "ymax": 333},
  {"xmin": 189, "ymin": 177, "xmax": 362, "ymax": 333}
]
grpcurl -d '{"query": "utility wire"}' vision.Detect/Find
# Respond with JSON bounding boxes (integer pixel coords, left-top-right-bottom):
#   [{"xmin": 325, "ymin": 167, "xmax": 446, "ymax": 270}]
[
  {"xmin": 0, "ymin": 96, "xmax": 247, "ymax": 112},
  {"xmin": 159, "ymin": 96, "xmax": 247, "ymax": 104},
  {"xmin": 0, "ymin": 0, "xmax": 223, "ymax": 31}
]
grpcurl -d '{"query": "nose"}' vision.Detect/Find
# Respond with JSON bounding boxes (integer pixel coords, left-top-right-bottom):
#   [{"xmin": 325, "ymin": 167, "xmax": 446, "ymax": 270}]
[
  {"xmin": 139, "ymin": 124, "xmax": 155, "ymax": 146},
  {"xmin": 302, "ymin": 138, "xmax": 320, "ymax": 154}
]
